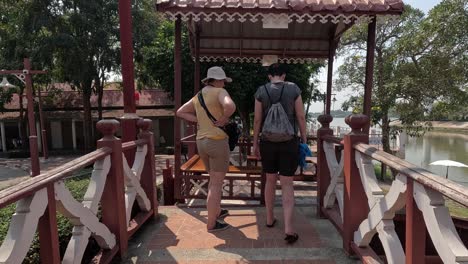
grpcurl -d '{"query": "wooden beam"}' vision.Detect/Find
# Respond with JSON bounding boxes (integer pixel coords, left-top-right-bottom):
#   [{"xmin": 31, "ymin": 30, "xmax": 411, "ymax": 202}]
[
  {"xmin": 199, "ymin": 48, "xmax": 327, "ymax": 56},
  {"xmin": 157, "ymin": 5, "xmax": 404, "ymax": 16},
  {"xmin": 174, "ymin": 18, "xmax": 183, "ymax": 200},
  {"xmin": 199, "ymin": 53, "xmax": 329, "ymax": 59},
  {"xmin": 194, "ymin": 26, "xmax": 201, "ymax": 93},
  {"xmin": 200, "ymin": 36, "xmax": 328, "ymax": 42},
  {"xmin": 325, "ymin": 25, "xmax": 337, "ymax": 115}
]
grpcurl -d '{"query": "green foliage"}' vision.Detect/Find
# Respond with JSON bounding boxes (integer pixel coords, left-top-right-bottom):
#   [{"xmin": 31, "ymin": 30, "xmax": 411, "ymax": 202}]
[{"xmin": 0, "ymin": 173, "xmax": 93, "ymax": 263}]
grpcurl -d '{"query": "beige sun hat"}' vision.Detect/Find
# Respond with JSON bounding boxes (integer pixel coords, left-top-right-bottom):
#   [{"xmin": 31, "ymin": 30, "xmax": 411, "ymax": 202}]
[{"xmin": 201, "ymin": 66, "xmax": 232, "ymax": 84}]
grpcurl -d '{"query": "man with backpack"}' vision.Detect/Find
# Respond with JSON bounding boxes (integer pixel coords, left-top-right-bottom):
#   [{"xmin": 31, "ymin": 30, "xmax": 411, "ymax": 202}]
[{"xmin": 252, "ymin": 63, "xmax": 307, "ymax": 244}]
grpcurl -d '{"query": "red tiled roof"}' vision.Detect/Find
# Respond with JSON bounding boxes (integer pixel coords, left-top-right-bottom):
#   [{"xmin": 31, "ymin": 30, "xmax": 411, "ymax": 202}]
[
  {"xmin": 2, "ymin": 88, "xmax": 173, "ymax": 110},
  {"xmin": 157, "ymin": 0, "xmax": 403, "ymax": 13},
  {"xmin": 0, "ymin": 109, "xmax": 174, "ymax": 120}
]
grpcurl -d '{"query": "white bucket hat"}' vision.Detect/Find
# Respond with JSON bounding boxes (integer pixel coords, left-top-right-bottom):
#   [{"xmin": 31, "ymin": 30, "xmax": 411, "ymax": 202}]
[{"xmin": 202, "ymin": 66, "xmax": 232, "ymax": 84}]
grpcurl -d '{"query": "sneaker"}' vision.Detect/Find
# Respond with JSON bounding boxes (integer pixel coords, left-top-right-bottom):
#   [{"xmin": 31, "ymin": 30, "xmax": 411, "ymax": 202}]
[
  {"xmin": 218, "ymin": 208, "xmax": 229, "ymax": 219},
  {"xmin": 208, "ymin": 220, "xmax": 231, "ymax": 233}
]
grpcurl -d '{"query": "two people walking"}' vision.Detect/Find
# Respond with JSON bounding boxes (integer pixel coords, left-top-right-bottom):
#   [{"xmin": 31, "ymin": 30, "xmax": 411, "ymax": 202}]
[{"xmin": 176, "ymin": 64, "xmax": 307, "ymax": 244}]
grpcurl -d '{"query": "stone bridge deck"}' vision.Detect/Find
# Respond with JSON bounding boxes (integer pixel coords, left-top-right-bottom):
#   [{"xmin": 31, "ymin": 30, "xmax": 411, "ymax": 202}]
[{"xmin": 122, "ymin": 205, "xmax": 359, "ymax": 264}]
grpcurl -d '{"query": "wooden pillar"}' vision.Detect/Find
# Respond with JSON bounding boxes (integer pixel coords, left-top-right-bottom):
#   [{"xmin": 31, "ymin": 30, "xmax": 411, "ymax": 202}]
[
  {"xmin": 163, "ymin": 159, "xmax": 175, "ymax": 205},
  {"xmin": 186, "ymin": 28, "xmax": 201, "ymax": 158},
  {"xmin": 363, "ymin": 17, "xmax": 376, "ymax": 133},
  {"xmin": 137, "ymin": 119, "xmax": 159, "ymax": 217},
  {"xmin": 194, "ymin": 28, "xmax": 201, "ymax": 94},
  {"xmin": 96, "ymin": 120, "xmax": 128, "ymax": 258},
  {"xmin": 406, "ymin": 178, "xmax": 426, "ymax": 264},
  {"xmin": 0, "ymin": 122, "xmax": 6, "ymax": 152},
  {"xmin": 118, "ymin": 0, "xmax": 138, "ymax": 149},
  {"xmin": 342, "ymin": 114, "xmax": 370, "ymax": 254},
  {"xmin": 37, "ymin": 185, "xmax": 60, "ymax": 264},
  {"xmin": 325, "ymin": 38, "xmax": 335, "ymax": 115},
  {"xmin": 316, "ymin": 114, "xmax": 333, "ymax": 218},
  {"xmin": 174, "ymin": 18, "xmax": 183, "ymax": 200}
]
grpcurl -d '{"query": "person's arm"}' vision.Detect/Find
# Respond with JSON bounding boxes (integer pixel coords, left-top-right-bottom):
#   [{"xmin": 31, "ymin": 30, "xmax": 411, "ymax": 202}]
[
  {"xmin": 295, "ymin": 95, "xmax": 307, "ymax": 143},
  {"xmin": 214, "ymin": 89, "xmax": 236, "ymax": 127},
  {"xmin": 176, "ymin": 98, "xmax": 198, "ymax": 123},
  {"xmin": 252, "ymin": 99, "xmax": 263, "ymax": 158}
]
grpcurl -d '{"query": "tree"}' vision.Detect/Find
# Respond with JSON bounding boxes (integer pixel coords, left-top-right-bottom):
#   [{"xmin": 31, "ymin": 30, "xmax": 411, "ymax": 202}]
[
  {"xmin": 0, "ymin": 0, "xmax": 56, "ymax": 148},
  {"xmin": 336, "ymin": 2, "xmax": 467, "ymax": 154},
  {"xmin": 50, "ymin": 0, "xmax": 120, "ymax": 150}
]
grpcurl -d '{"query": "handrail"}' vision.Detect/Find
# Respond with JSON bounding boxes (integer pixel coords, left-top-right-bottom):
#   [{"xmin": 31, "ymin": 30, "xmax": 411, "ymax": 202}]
[
  {"xmin": 122, "ymin": 139, "xmax": 148, "ymax": 151},
  {"xmin": 0, "ymin": 147, "xmax": 112, "ymax": 208},
  {"xmin": 355, "ymin": 143, "xmax": 468, "ymax": 206},
  {"xmin": 322, "ymin": 135, "xmax": 343, "ymax": 145}
]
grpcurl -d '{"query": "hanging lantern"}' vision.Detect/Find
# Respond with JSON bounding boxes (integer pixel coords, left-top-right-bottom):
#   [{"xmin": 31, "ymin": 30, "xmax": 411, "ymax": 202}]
[{"xmin": 0, "ymin": 76, "xmax": 16, "ymax": 89}]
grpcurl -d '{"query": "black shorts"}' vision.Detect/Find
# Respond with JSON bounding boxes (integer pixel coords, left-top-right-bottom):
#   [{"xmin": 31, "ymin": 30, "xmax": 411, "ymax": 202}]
[{"xmin": 259, "ymin": 138, "xmax": 299, "ymax": 176}]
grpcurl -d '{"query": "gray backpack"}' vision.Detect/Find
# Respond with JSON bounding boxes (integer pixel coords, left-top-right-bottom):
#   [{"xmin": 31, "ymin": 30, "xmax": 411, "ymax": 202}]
[{"xmin": 261, "ymin": 84, "xmax": 295, "ymax": 142}]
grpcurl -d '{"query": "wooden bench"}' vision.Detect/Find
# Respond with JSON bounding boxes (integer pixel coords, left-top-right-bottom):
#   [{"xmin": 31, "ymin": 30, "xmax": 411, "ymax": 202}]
[{"xmin": 180, "ymin": 154, "xmax": 264, "ymax": 203}]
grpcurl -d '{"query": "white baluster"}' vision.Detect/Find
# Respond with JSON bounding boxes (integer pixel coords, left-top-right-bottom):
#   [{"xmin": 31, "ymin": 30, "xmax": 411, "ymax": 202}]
[
  {"xmin": 413, "ymin": 182, "xmax": 468, "ymax": 263},
  {"xmin": 0, "ymin": 189, "xmax": 48, "ymax": 263}
]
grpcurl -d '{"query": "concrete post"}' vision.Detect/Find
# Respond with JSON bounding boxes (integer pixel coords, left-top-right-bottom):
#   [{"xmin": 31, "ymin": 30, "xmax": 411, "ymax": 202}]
[
  {"xmin": 71, "ymin": 119, "xmax": 77, "ymax": 150},
  {"xmin": 36, "ymin": 121, "xmax": 42, "ymax": 152},
  {"xmin": 1, "ymin": 122, "xmax": 6, "ymax": 152}
]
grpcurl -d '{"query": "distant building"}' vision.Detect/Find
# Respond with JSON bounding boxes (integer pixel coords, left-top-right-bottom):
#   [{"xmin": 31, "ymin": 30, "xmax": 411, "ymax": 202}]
[{"xmin": 0, "ymin": 83, "xmax": 174, "ymax": 155}]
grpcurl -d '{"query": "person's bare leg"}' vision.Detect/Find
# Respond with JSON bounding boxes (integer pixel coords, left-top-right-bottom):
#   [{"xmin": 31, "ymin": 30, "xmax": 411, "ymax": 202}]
[
  {"xmin": 280, "ymin": 175, "xmax": 295, "ymax": 235},
  {"xmin": 207, "ymin": 171, "xmax": 225, "ymax": 229},
  {"xmin": 265, "ymin": 173, "xmax": 278, "ymax": 225},
  {"xmin": 207, "ymin": 179, "xmax": 221, "ymax": 217}
]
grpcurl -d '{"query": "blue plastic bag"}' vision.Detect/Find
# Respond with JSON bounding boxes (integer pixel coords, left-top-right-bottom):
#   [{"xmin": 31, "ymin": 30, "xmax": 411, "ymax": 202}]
[{"xmin": 299, "ymin": 143, "xmax": 312, "ymax": 168}]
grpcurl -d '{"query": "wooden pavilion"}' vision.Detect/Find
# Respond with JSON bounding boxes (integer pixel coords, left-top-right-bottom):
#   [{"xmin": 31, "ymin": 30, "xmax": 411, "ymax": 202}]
[{"xmin": 150, "ymin": 0, "xmax": 403, "ymax": 199}]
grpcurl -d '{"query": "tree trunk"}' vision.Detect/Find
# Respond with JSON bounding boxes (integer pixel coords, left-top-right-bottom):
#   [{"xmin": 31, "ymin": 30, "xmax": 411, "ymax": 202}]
[
  {"xmin": 82, "ymin": 85, "xmax": 93, "ymax": 152},
  {"xmin": 238, "ymin": 110, "xmax": 250, "ymax": 136},
  {"xmin": 96, "ymin": 78, "xmax": 104, "ymax": 121},
  {"xmin": 381, "ymin": 113, "xmax": 391, "ymax": 153}
]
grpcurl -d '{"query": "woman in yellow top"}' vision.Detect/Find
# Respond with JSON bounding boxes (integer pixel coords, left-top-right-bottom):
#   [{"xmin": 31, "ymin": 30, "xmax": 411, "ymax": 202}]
[{"xmin": 176, "ymin": 66, "xmax": 236, "ymax": 232}]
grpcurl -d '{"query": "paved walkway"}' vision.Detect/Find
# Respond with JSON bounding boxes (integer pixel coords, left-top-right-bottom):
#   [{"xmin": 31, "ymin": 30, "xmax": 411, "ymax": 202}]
[
  {"xmin": 0, "ymin": 156, "xmax": 78, "ymax": 189},
  {"xmin": 123, "ymin": 205, "xmax": 358, "ymax": 264}
]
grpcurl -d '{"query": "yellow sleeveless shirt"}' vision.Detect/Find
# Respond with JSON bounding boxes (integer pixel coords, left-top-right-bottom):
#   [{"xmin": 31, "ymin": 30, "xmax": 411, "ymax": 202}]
[{"xmin": 193, "ymin": 87, "xmax": 228, "ymax": 140}]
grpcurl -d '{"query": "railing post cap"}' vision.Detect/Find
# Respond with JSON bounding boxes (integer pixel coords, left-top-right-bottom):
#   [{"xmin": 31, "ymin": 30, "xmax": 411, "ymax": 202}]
[
  {"xmin": 345, "ymin": 114, "xmax": 369, "ymax": 133},
  {"xmin": 96, "ymin": 119, "xmax": 120, "ymax": 139},
  {"xmin": 137, "ymin": 118, "xmax": 152, "ymax": 131},
  {"xmin": 318, "ymin": 114, "xmax": 333, "ymax": 128}
]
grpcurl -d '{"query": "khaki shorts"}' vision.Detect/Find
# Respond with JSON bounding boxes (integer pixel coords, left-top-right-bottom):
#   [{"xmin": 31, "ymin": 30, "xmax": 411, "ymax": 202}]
[{"xmin": 196, "ymin": 138, "xmax": 230, "ymax": 173}]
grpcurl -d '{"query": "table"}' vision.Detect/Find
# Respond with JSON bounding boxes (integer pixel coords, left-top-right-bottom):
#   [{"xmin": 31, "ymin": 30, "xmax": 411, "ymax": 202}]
[{"xmin": 180, "ymin": 155, "xmax": 265, "ymax": 202}]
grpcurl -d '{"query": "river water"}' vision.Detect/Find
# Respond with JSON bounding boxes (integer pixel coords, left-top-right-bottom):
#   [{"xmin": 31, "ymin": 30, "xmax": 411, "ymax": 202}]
[{"xmin": 327, "ymin": 118, "xmax": 468, "ymax": 184}]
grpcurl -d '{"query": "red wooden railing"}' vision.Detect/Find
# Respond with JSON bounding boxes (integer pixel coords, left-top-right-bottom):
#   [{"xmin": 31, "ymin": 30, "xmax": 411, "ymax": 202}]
[
  {"xmin": 0, "ymin": 119, "xmax": 158, "ymax": 263},
  {"xmin": 317, "ymin": 114, "xmax": 468, "ymax": 264}
]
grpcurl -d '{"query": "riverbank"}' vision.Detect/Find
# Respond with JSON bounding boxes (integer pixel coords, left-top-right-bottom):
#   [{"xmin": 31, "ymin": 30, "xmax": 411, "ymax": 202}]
[{"xmin": 391, "ymin": 121, "xmax": 468, "ymax": 133}]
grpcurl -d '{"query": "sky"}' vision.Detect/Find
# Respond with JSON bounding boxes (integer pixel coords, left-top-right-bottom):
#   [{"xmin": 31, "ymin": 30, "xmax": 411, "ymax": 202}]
[{"xmin": 310, "ymin": 0, "xmax": 442, "ymax": 113}]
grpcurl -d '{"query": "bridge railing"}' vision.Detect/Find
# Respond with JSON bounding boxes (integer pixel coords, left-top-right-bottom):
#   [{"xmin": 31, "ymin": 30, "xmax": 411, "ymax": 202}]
[
  {"xmin": 318, "ymin": 114, "xmax": 468, "ymax": 264},
  {"xmin": 0, "ymin": 119, "xmax": 158, "ymax": 263}
]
